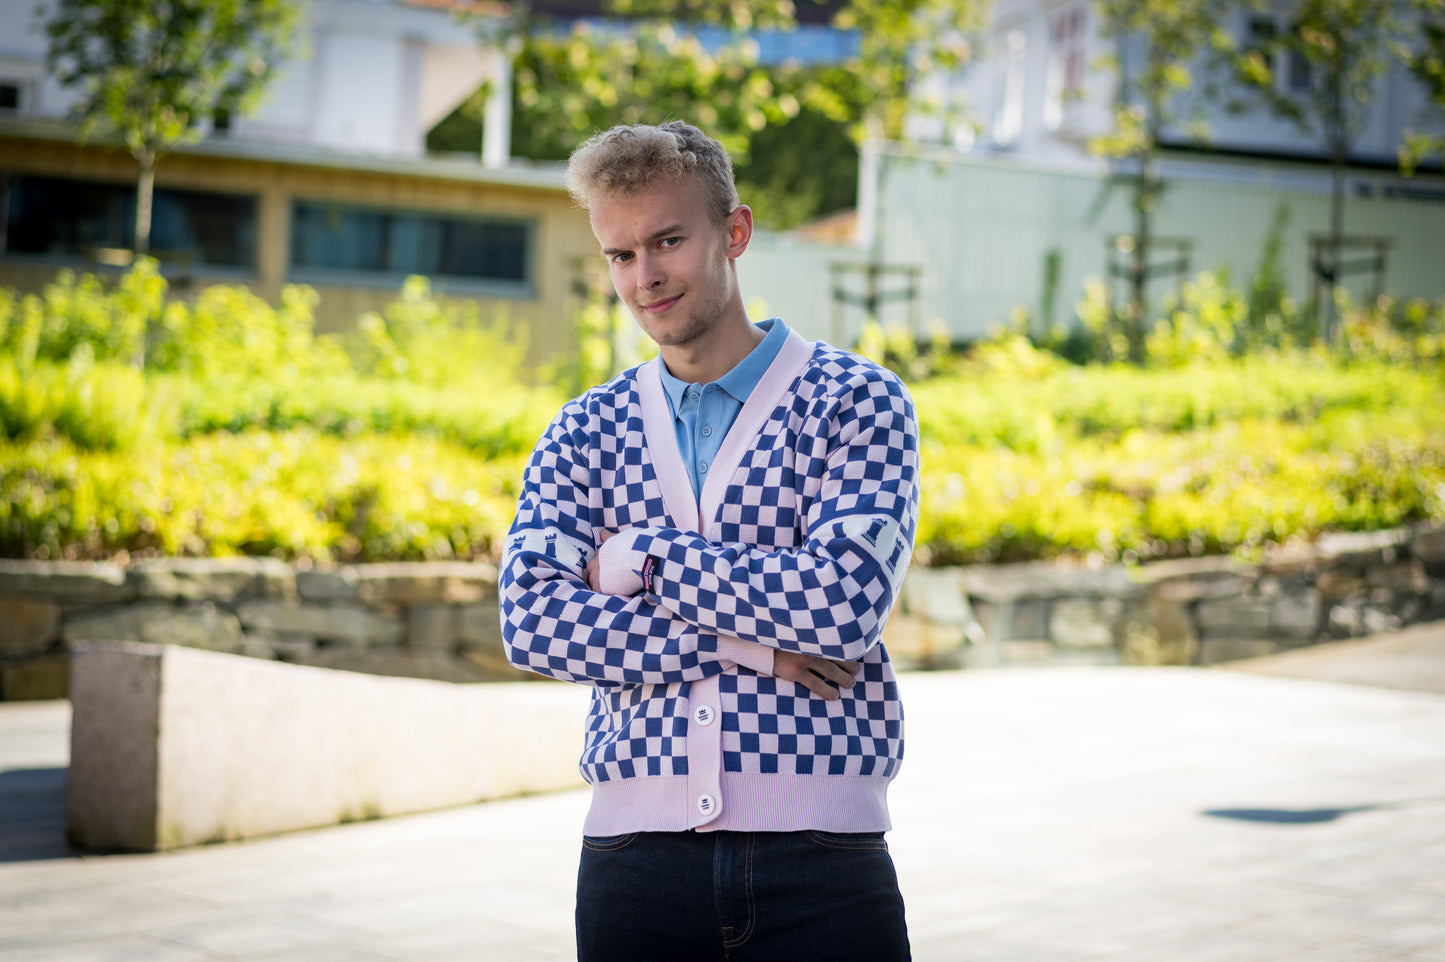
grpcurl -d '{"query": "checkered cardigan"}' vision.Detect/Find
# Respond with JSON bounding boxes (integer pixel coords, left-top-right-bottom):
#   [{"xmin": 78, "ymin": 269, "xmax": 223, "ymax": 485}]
[{"xmin": 500, "ymin": 327, "xmax": 919, "ymax": 835}]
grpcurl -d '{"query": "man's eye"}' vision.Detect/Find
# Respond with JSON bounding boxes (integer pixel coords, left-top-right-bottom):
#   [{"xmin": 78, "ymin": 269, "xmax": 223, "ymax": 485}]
[
  {"xmin": 660, "ymin": 237, "xmax": 681, "ymax": 248},
  {"xmin": 611, "ymin": 252, "xmax": 632, "ymax": 265}
]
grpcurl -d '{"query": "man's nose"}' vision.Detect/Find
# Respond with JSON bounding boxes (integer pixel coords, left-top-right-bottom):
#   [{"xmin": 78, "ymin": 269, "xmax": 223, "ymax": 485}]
[{"xmin": 636, "ymin": 253, "xmax": 665, "ymax": 290}]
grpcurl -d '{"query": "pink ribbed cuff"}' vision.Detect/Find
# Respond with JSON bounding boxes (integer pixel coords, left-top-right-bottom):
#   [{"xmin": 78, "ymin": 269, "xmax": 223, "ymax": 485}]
[{"xmin": 596, "ymin": 527, "xmax": 654, "ymax": 597}]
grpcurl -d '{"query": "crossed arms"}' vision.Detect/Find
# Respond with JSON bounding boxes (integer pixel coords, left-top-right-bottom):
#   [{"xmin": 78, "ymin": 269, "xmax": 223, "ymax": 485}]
[{"xmin": 499, "ymin": 369, "xmax": 919, "ymax": 696}]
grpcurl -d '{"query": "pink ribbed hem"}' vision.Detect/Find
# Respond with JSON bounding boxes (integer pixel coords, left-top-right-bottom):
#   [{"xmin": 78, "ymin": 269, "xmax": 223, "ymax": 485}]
[{"xmin": 581, "ymin": 772, "xmax": 893, "ymax": 836}]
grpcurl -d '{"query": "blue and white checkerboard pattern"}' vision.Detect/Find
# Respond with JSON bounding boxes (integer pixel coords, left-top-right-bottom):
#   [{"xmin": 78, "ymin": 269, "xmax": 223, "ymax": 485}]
[{"xmin": 500, "ymin": 344, "xmax": 919, "ymax": 786}]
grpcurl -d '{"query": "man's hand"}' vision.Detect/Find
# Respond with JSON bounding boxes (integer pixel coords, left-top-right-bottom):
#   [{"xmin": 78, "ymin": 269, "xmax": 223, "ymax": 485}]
[{"xmin": 773, "ymin": 650, "xmax": 861, "ymax": 701}]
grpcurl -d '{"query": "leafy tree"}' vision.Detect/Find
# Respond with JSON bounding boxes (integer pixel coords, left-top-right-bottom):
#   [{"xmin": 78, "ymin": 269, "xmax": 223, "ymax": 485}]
[
  {"xmin": 737, "ymin": 106, "xmax": 859, "ymax": 229},
  {"xmin": 813, "ymin": 0, "xmax": 982, "ymax": 142},
  {"xmin": 1232, "ymin": 0, "xmax": 1424, "ymax": 339},
  {"xmin": 581, "ymin": 0, "xmax": 983, "ymax": 141},
  {"xmin": 1401, "ymin": 4, "xmax": 1445, "ymax": 174},
  {"xmin": 443, "ymin": 0, "xmax": 984, "ymax": 228},
  {"xmin": 43, "ymin": 0, "xmax": 300, "ymax": 256},
  {"xmin": 507, "ymin": 18, "xmax": 804, "ymax": 168},
  {"xmin": 1090, "ymin": 0, "xmax": 1236, "ymax": 363}
]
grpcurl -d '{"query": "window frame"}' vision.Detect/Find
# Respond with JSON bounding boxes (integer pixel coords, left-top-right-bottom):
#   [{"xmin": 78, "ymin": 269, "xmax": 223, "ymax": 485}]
[
  {"xmin": 286, "ymin": 199, "xmax": 537, "ymax": 298},
  {"xmin": 1, "ymin": 174, "xmax": 259, "ymax": 275}
]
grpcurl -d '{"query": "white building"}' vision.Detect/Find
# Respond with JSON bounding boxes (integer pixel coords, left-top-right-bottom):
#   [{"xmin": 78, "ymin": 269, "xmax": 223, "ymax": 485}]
[
  {"xmin": 0, "ymin": 0, "xmax": 609, "ymax": 361},
  {"xmin": 3, "ymin": 0, "xmax": 1441, "ymax": 352},
  {"xmin": 936, "ymin": 0, "xmax": 1444, "ymax": 169},
  {"xmin": 0, "ymin": 0, "xmax": 514, "ymax": 163},
  {"xmin": 757, "ymin": 0, "xmax": 1445, "ymax": 347}
]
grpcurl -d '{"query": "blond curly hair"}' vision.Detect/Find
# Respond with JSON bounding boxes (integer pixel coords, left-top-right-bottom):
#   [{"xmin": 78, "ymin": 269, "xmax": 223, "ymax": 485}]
[{"xmin": 565, "ymin": 121, "xmax": 739, "ymax": 225}]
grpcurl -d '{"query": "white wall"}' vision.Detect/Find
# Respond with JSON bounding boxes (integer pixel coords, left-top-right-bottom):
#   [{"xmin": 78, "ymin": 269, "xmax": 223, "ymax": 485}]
[
  {"xmin": 0, "ymin": 0, "xmax": 81, "ymax": 119},
  {"xmin": 0, "ymin": 0, "xmax": 502, "ymax": 159},
  {"xmin": 739, "ymin": 233, "xmax": 870, "ymax": 347},
  {"xmin": 747, "ymin": 146, "xmax": 1445, "ymax": 350},
  {"xmin": 940, "ymin": 0, "xmax": 1445, "ymax": 170},
  {"xmin": 877, "ymin": 148, "xmax": 1445, "ymax": 342}
]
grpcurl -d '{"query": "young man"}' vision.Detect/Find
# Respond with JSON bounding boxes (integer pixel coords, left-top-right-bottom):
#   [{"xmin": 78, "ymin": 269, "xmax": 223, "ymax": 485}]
[{"xmin": 500, "ymin": 121, "xmax": 919, "ymax": 962}]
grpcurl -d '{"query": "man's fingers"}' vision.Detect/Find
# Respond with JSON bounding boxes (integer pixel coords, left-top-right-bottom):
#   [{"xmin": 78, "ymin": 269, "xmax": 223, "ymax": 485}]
[
  {"xmin": 775, "ymin": 653, "xmax": 861, "ymax": 699},
  {"xmin": 810, "ymin": 659, "xmax": 859, "ymax": 689},
  {"xmin": 799, "ymin": 671, "xmax": 840, "ymax": 700}
]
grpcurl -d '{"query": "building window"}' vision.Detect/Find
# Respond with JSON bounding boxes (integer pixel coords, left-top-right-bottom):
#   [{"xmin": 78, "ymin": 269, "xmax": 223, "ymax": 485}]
[
  {"xmin": 1044, "ymin": 4, "xmax": 1086, "ymax": 131},
  {"xmin": 1287, "ymin": 47, "xmax": 1312, "ymax": 93},
  {"xmin": 2, "ymin": 175, "xmax": 256, "ymax": 268},
  {"xmin": 0, "ymin": 81, "xmax": 21, "ymax": 112},
  {"xmin": 289, "ymin": 202, "xmax": 532, "ymax": 291},
  {"xmin": 1245, "ymin": 16, "xmax": 1276, "ymax": 73},
  {"xmin": 994, "ymin": 28, "xmax": 1026, "ymax": 145}
]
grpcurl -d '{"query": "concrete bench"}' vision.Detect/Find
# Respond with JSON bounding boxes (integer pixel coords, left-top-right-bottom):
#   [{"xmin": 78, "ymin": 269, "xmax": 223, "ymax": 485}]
[{"xmin": 66, "ymin": 642, "xmax": 587, "ymax": 852}]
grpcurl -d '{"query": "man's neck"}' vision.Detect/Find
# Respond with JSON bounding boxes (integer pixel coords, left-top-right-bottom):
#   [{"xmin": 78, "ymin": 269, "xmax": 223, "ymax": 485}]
[{"xmin": 661, "ymin": 314, "xmax": 766, "ymax": 384}]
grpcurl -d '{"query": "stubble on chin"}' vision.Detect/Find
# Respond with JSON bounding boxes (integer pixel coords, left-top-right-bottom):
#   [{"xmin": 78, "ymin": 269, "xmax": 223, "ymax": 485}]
[{"xmin": 636, "ymin": 305, "xmax": 709, "ymax": 350}]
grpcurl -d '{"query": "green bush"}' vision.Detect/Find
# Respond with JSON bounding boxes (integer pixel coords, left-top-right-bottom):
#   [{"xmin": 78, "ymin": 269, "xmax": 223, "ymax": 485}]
[
  {"xmin": 0, "ymin": 264, "xmax": 564, "ymax": 457},
  {"xmin": 338, "ymin": 275, "xmax": 530, "ymax": 386},
  {"xmin": 1144, "ymin": 270, "xmax": 1250, "ymax": 366},
  {"xmin": 1338, "ymin": 294, "xmax": 1445, "ymax": 365},
  {"xmin": 0, "ymin": 355, "xmax": 179, "ymax": 451},
  {"xmin": 0, "ymin": 260, "xmax": 165, "ymax": 366},
  {"xmin": 151, "ymin": 281, "xmax": 343, "ymax": 379},
  {"xmin": 908, "ymin": 354, "xmax": 1415, "ymax": 452},
  {"xmin": 2, "ymin": 262, "xmax": 1442, "ymax": 566},
  {"xmin": 0, "ymin": 430, "xmax": 523, "ymax": 562},
  {"xmin": 916, "ymin": 400, "xmax": 1445, "ymax": 566}
]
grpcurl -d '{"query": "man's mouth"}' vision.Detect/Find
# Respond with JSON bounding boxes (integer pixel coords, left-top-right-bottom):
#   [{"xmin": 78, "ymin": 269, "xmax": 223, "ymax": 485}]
[{"xmin": 641, "ymin": 294, "xmax": 682, "ymax": 315}]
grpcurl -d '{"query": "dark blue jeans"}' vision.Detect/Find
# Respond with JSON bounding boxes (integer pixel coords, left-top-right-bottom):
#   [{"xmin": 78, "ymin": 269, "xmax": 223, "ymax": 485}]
[{"xmin": 575, "ymin": 830, "xmax": 911, "ymax": 961}]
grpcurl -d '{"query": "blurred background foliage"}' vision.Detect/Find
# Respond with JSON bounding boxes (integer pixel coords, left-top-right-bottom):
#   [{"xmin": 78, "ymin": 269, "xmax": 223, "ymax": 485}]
[
  {"xmin": 428, "ymin": 24, "xmax": 861, "ymax": 231},
  {"xmin": 429, "ymin": 0, "xmax": 984, "ymax": 230},
  {"xmin": 1, "ymin": 260, "xmax": 1442, "ymax": 567}
]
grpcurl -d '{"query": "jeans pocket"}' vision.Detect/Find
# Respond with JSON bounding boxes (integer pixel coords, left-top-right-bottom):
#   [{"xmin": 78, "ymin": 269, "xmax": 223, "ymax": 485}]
[
  {"xmin": 803, "ymin": 830, "xmax": 889, "ymax": 851},
  {"xmin": 581, "ymin": 832, "xmax": 640, "ymax": 852}
]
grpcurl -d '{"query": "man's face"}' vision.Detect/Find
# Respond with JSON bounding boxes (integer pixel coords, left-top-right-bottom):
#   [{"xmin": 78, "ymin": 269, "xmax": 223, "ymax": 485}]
[{"xmin": 589, "ymin": 175, "xmax": 742, "ymax": 352}]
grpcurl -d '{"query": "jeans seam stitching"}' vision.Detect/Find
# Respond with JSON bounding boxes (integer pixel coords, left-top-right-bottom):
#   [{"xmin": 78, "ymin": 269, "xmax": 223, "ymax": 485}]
[
  {"xmin": 804, "ymin": 830, "xmax": 888, "ymax": 851},
  {"xmin": 581, "ymin": 832, "xmax": 638, "ymax": 852},
  {"xmin": 722, "ymin": 833, "xmax": 757, "ymax": 949}
]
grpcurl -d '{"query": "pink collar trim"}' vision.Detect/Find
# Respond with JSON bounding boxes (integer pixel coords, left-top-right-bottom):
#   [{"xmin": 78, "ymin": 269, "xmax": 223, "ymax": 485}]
[{"xmin": 637, "ymin": 329, "xmax": 815, "ymax": 537}]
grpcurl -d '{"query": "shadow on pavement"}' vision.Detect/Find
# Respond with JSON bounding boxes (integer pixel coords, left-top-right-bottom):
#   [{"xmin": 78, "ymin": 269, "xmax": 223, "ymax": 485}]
[
  {"xmin": 1202, "ymin": 794, "xmax": 1445, "ymax": 825},
  {"xmin": 1202, "ymin": 804, "xmax": 1385, "ymax": 824}
]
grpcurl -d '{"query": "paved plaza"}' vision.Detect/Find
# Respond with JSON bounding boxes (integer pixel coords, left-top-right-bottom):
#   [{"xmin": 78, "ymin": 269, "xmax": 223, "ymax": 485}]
[{"xmin": 1, "ymin": 625, "xmax": 1443, "ymax": 961}]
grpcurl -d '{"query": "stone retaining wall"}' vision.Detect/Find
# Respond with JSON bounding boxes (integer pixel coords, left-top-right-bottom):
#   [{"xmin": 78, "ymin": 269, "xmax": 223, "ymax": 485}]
[
  {"xmin": 0, "ymin": 559, "xmax": 518, "ymax": 700},
  {"xmin": 3, "ymin": 521, "xmax": 1444, "ymax": 699},
  {"xmin": 885, "ymin": 522, "xmax": 1445, "ymax": 670}
]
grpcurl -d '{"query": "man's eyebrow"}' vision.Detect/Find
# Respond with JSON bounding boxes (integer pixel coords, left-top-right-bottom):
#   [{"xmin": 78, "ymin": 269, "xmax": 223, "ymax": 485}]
[{"xmin": 601, "ymin": 224, "xmax": 686, "ymax": 257}]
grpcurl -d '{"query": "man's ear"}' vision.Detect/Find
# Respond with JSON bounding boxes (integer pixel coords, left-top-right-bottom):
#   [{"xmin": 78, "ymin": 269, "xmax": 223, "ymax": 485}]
[{"xmin": 725, "ymin": 205, "xmax": 754, "ymax": 259}]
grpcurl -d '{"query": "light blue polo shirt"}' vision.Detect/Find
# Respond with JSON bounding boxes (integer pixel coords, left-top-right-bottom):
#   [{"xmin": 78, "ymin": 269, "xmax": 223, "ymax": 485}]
[{"xmin": 658, "ymin": 318, "xmax": 789, "ymax": 500}]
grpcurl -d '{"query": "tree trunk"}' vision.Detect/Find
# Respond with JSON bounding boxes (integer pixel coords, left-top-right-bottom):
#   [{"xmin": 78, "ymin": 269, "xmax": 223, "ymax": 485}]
[
  {"xmin": 0, "ymin": 171, "xmax": 9, "ymax": 256},
  {"xmin": 1321, "ymin": 61, "xmax": 1348, "ymax": 344},
  {"xmin": 1324, "ymin": 138, "xmax": 1345, "ymax": 343},
  {"xmin": 134, "ymin": 151, "xmax": 156, "ymax": 257},
  {"xmin": 1129, "ymin": 148, "xmax": 1155, "ymax": 364}
]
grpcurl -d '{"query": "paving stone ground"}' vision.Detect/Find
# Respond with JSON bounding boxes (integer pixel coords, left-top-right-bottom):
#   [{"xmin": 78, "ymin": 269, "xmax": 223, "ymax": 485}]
[{"xmin": 1, "ymin": 624, "xmax": 1443, "ymax": 961}]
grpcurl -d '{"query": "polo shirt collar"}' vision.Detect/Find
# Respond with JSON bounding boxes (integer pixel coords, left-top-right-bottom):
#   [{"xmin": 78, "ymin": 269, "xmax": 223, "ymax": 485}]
[{"xmin": 659, "ymin": 317, "xmax": 788, "ymax": 408}]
